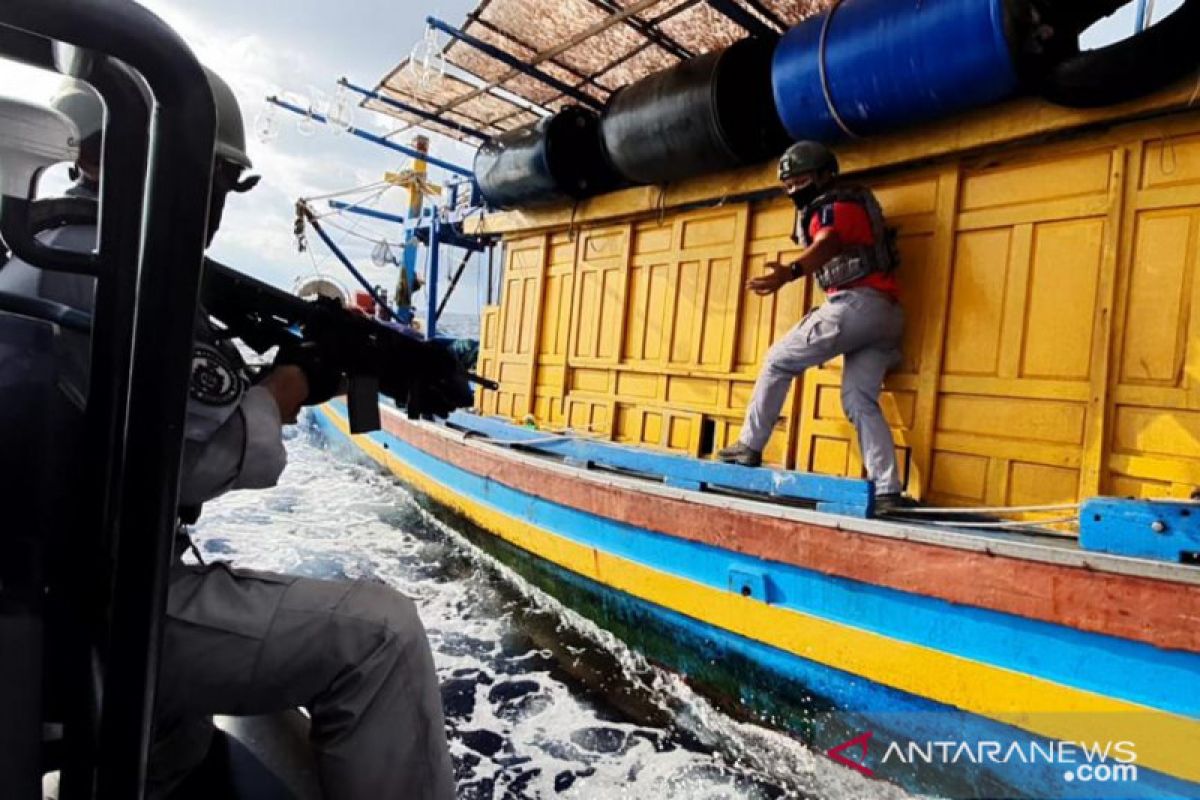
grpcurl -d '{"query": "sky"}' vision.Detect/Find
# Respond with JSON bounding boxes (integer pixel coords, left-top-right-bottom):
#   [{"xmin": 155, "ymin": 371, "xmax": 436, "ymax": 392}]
[{"xmin": 0, "ymin": 0, "xmax": 1185, "ymax": 324}]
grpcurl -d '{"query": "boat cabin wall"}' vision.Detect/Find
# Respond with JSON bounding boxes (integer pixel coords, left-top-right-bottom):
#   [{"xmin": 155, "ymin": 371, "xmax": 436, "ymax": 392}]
[{"xmin": 474, "ymin": 106, "xmax": 1200, "ymax": 520}]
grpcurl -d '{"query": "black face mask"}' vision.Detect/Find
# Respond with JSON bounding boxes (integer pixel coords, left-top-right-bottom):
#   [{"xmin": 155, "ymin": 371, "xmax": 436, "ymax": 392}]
[{"xmin": 787, "ymin": 183, "xmax": 822, "ymax": 210}]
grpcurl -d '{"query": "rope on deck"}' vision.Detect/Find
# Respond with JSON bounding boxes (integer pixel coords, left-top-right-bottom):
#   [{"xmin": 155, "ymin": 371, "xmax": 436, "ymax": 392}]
[{"xmin": 889, "ymin": 502, "xmax": 1081, "ymax": 515}]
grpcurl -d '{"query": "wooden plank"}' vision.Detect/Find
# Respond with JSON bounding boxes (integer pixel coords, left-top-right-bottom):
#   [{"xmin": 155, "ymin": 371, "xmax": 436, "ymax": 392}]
[
  {"xmin": 1080, "ymin": 148, "xmax": 1129, "ymax": 498},
  {"xmin": 956, "ymin": 195, "xmax": 1111, "ymax": 232},
  {"xmin": 449, "ymin": 411, "xmax": 875, "ymax": 515},
  {"xmin": 997, "ymin": 224, "xmax": 1033, "ymax": 381},
  {"xmin": 909, "ymin": 166, "xmax": 962, "ymax": 500}
]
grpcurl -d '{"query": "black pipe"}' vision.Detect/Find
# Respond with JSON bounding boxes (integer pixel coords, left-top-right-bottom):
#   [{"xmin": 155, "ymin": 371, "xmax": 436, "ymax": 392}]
[
  {"xmin": 600, "ymin": 35, "xmax": 789, "ymax": 185},
  {"xmin": 474, "ymin": 106, "xmax": 621, "ymax": 209}
]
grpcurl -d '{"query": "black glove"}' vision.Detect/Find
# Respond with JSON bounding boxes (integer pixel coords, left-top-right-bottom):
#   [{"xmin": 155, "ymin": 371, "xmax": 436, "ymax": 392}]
[
  {"xmin": 274, "ymin": 341, "xmax": 344, "ymax": 406},
  {"xmin": 383, "ymin": 342, "xmax": 474, "ymax": 420}
]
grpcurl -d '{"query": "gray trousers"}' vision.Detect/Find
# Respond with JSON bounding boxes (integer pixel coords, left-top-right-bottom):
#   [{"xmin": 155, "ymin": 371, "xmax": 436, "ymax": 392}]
[
  {"xmin": 739, "ymin": 288, "xmax": 904, "ymax": 495},
  {"xmin": 151, "ymin": 562, "xmax": 455, "ymax": 800}
]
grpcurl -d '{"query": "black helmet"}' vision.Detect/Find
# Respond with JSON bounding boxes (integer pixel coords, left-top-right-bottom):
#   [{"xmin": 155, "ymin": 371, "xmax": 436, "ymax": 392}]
[{"xmin": 778, "ymin": 141, "xmax": 839, "ymax": 182}]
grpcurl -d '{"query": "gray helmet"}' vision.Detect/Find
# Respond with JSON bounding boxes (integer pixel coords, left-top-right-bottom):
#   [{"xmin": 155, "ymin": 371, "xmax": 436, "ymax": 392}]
[
  {"xmin": 778, "ymin": 141, "xmax": 839, "ymax": 182},
  {"xmin": 51, "ymin": 69, "xmax": 252, "ymax": 170},
  {"xmin": 50, "ymin": 80, "xmax": 104, "ymax": 145}
]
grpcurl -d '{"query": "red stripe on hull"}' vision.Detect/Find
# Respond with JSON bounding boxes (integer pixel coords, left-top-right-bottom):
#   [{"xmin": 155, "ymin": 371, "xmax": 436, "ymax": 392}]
[{"xmin": 380, "ymin": 413, "xmax": 1200, "ymax": 654}]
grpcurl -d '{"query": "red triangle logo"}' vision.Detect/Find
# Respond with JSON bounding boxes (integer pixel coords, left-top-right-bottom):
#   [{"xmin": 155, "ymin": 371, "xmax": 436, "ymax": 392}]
[{"xmin": 827, "ymin": 731, "xmax": 875, "ymax": 777}]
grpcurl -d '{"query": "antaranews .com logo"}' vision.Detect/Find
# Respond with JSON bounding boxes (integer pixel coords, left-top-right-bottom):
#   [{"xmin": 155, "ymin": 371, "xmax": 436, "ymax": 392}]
[{"xmin": 827, "ymin": 731, "xmax": 1139, "ymax": 787}]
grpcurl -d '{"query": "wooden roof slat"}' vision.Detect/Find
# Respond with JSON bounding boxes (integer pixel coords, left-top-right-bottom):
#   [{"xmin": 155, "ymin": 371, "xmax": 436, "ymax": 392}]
[{"xmin": 365, "ymin": 0, "xmax": 835, "ymax": 144}]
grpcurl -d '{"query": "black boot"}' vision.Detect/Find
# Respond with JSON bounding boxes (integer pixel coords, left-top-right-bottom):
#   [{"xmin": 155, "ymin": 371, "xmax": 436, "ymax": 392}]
[{"xmin": 716, "ymin": 442, "xmax": 762, "ymax": 467}]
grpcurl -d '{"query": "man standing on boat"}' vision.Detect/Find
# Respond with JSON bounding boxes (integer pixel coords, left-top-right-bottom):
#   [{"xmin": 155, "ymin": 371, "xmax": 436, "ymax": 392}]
[
  {"xmin": 2, "ymin": 73, "xmax": 454, "ymax": 799},
  {"xmin": 717, "ymin": 141, "xmax": 910, "ymax": 512}
]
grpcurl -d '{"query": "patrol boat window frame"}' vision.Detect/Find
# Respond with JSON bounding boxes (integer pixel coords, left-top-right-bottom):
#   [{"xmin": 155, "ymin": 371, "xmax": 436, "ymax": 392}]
[{"xmin": 0, "ymin": 2, "xmax": 218, "ymax": 797}]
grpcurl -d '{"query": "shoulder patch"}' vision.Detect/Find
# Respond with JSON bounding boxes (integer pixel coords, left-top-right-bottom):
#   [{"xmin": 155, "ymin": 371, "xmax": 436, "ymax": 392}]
[
  {"xmin": 190, "ymin": 343, "xmax": 243, "ymax": 406},
  {"xmin": 818, "ymin": 203, "xmax": 836, "ymax": 227}
]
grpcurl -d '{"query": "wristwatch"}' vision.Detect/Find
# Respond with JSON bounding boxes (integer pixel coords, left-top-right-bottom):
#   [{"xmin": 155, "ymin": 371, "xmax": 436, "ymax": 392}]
[{"xmin": 789, "ymin": 260, "xmax": 804, "ymax": 281}]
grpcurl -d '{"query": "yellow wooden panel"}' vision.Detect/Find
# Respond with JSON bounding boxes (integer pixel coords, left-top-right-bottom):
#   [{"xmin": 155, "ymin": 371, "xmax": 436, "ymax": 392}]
[
  {"xmin": 633, "ymin": 223, "xmax": 672, "ymax": 255},
  {"xmin": 574, "ymin": 269, "xmax": 600, "ymax": 358},
  {"xmin": 583, "ymin": 229, "xmax": 625, "ymax": 261},
  {"xmin": 1108, "ymin": 474, "xmax": 1174, "ymax": 499},
  {"xmin": 571, "ymin": 368, "xmax": 610, "ymax": 395},
  {"xmin": 568, "ymin": 401, "xmax": 589, "ymax": 430},
  {"xmin": 539, "ymin": 273, "xmax": 572, "ymax": 358},
  {"xmin": 763, "ymin": 428, "xmax": 790, "ymax": 467},
  {"xmin": 938, "ymin": 395, "xmax": 1086, "ymax": 446},
  {"xmin": 943, "ymin": 229, "xmax": 1012, "ymax": 376},
  {"xmin": 671, "ymin": 260, "xmax": 702, "ymax": 364},
  {"xmin": 1119, "ymin": 210, "xmax": 1196, "ymax": 385},
  {"xmin": 1113, "ymin": 406, "xmax": 1200, "ymax": 460},
  {"xmin": 1008, "ymin": 462, "xmax": 1079, "ymax": 505},
  {"xmin": 875, "ymin": 177, "xmax": 939, "ymax": 217},
  {"xmin": 616, "ymin": 372, "xmax": 658, "ymax": 400},
  {"xmin": 536, "ymin": 366, "xmax": 564, "ymax": 391},
  {"xmin": 699, "ymin": 257, "xmax": 735, "ymax": 368},
  {"xmin": 1140, "ymin": 132, "xmax": 1200, "ymax": 190},
  {"xmin": 681, "ymin": 213, "xmax": 737, "ymax": 250},
  {"xmin": 666, "ymin": 377, "xmax": 720, "ymax": 407},
  {"xmin": 624, "ymin": 262, "xmax": 669, "ymax": 362},
  {"xmin": 549, "ymin": 240, "xmax": 575, "ymax": 266},
  {"xmin": 644, "ymin": 412, "xmax": 663, "ymax": 445},
  {"xmin": 508, "ymin": 241, "xmax": 544, "ymax": 271},
  {"xmin": 597, "ymin": 268, "xmax": 624, "ymax": 360},
  {"xmin": 960, "ymin": 150, "xmax": 1111, "ymax": 211},
  {"xmin": 816, "ymin": 385, "xmax": 843, "ymax": 420},
  {"xmin": 736, "ymin": 253, "xmax": 772, "ymax": 369},
  {"xmin": 881, "ymin": 391, "xmax": 917, "ymax": 429},
  {"xmin": 614, "ymin": 405, "xmax": 636, "ymax": 443},
  {"xmin": 667, "ymin": 416, "xmax": 692, "ymax": 451},
  {"xmin": 1021, "ymin": 219, "xmax": 1104, "ymax": 380},
  {"xmin": 811, "ymin": 436, "xmax": 850, "ymax": 476},
  {"xmin": 496, "ymin": 393, "xmax": 514, "ymax": 419},
  {"xmin": 518, "ymin": 277, "xmax": 539, "ymax": 355},
  {"xmin": 749, "ymin": 201, "xmax": 796, "ymax": 241},
  {"xmin": 929, "ymin": 451, "xmax": 989, "ymax": 502},
  {"xmin": 895, "ymin": 233, "xmax": 933, "ymax": 374},
  {"xmin": 499, "ymin": 363, "xmax": 530, "ymax": 385},
  {"xmin": 729, "ymin": 382, "xmax": 755, "ymax": 411},
  {"xmin": 501, "ymin": 276, "xmax": 524, "ymax": 354},
  {"xmin": 481, "ymin": 307, "xmax": 499, "ymax": 351}
]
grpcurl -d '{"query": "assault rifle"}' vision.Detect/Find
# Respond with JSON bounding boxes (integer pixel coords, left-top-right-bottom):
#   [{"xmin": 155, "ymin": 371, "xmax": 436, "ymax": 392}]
[
  {"xmin": 7, "ymin": 197, "xmax": 494, "ymax": 433},
  {"xmin": 202, "ymin": 257, "xmax": 495, "ymax": 433}
]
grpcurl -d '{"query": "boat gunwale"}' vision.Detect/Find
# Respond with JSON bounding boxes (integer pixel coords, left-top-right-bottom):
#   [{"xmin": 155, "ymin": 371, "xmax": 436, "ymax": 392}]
[{"xmin": 380, "ymin": 404, "xmax": 1200, "ymax": 589}]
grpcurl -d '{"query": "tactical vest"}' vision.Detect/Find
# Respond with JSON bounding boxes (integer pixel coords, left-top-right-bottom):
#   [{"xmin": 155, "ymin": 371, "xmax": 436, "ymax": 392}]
[{"xmin": 795, "ymin": 185, "xmax": 900, "ymax": 291}]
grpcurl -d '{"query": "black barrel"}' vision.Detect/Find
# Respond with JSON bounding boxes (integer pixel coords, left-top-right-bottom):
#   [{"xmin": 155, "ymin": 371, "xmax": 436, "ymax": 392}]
[
  {"xmin": 600, "ymin": 36, "xmax": 790, "ymax": 185},
  {"xmin": 473, "ymin": 106, "xmax": 618, "ymax": 210}
]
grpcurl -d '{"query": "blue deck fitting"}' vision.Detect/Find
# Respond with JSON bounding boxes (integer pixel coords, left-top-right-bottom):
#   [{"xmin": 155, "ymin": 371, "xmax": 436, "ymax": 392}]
[
  {"xmin": 1080, "ymin": 498, "xmax": 1200, "ymax": 563},
  {"xmin": 728, "ymin": 568, "xmax": 771, "ymax": 603},
  {"xmin": 327, "ymin": 200, "xmax": 408, "ymax": 227},
  {"xmin": 449, "ymin": 412, "xmax": 875, "ymax": 517}
]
